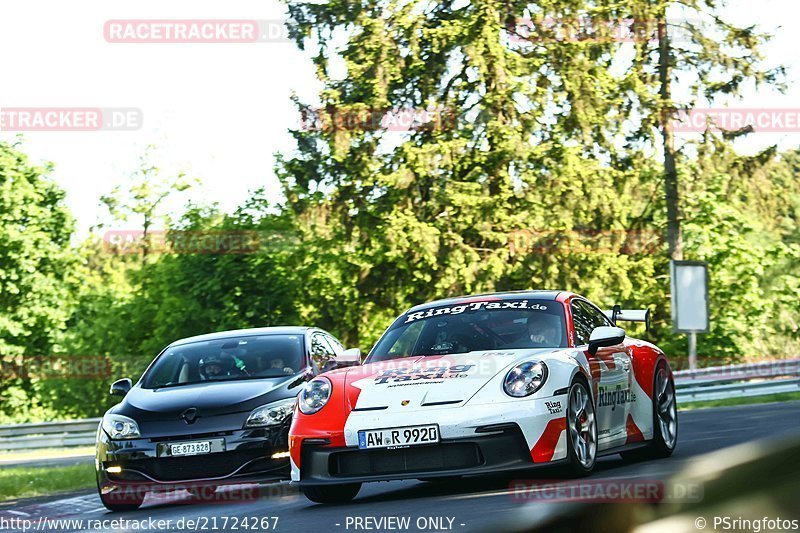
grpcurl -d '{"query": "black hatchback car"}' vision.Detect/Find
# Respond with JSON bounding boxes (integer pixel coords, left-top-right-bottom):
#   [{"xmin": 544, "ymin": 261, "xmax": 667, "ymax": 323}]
[{"xmin": 96, "ymin": 326, "xmax": 359, "ymax": 511}]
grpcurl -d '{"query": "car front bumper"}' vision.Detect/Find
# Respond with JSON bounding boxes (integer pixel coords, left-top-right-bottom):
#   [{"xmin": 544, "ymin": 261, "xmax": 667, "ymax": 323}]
[
  {"xmin": 290, "ymin": 394, "xmax": 570, "ymax": 485},
  {"xmin": 96, "ymin": 420, "xmax": 291, "ymax": 492},
  {"xmin": 293, "ymin": 424, "xmax": 561, "ymax": 486}
]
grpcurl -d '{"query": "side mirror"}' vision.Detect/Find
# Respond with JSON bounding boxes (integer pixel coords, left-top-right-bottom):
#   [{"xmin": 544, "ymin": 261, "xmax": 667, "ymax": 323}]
[
  {"xmin": 588, "ymin": 327, "xmax": 626, "ymax": 356},
  {"xmin": 320, "ymin": 349, "xmax": 362, "ymax": 373},
  {"xmin": 336, "ymin": 348, "xmax": 362, "ymax": 366},
  {"xmin": 110, "ymin": 378, "xmax": 132, "ymax": 397}
]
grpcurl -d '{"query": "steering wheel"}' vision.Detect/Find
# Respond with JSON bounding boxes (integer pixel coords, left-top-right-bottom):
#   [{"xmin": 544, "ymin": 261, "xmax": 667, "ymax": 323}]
[
  {"xmin": 472, "ymin": 323, "xmax": 506, "ymax": 348},
  {"xmin": 447, "ymin": 334, "xmax": 474, "ymax": 353}
]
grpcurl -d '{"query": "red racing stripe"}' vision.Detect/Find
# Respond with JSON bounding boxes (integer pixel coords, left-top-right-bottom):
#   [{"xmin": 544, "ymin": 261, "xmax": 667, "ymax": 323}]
[
  {"xmin": 629, "ymin": 345, "xmax": 663, "ymax": 400},
  {"xmin": 625, "ymin": 414, "xmax": 645, "ymax": 443},
  {"xmin": 530, "ymin": 417, "xmax": 567, "ymax": 462}
]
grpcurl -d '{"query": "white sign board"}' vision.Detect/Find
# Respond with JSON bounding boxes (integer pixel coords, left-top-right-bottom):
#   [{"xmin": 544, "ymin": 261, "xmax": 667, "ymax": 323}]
[{"xmin": 670, "ymin": 261, "xmax": 709, "ymax": 333}]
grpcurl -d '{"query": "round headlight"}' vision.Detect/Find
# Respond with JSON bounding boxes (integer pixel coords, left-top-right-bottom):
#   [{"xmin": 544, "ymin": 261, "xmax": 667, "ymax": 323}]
[
  {"xmin": 503, "ymin": 361, "xmax": 548, "ymax": 397},
  {"xmin": 298, "ymin": 377, "xmax": 332, "ymax": 415}
]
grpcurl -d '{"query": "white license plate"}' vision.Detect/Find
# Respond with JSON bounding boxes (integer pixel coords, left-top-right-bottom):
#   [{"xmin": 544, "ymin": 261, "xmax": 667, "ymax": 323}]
[
  {"xmin": 358, "ymin": 424, "xmax": 439, "ymax": 449},
  {"xmin": 169, "ymin": 440, "xmax": 212, "ymax": 456}
]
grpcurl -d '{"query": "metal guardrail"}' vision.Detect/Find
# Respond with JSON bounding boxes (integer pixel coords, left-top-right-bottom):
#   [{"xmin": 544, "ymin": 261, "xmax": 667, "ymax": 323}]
[
  {"xmin": 675, "ymin": 359, "xmax": 800, "ymax": 403},
  {"xmin": 0, "ymin": 418, "xmax": 99, "ymax": 452}
]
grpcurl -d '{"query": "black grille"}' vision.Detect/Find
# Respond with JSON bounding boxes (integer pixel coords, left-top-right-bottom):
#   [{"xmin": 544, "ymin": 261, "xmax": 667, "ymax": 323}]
[
  {"xmin": 150, "ymin": 431, "xmax": 233, "ymax": 443},
  {"xmin": 126, "ymin": 450, "xmax": 268, "ymax": 481},
  {"xmin": 332, "ymin": 443, "xmax": 482, "ymax": 477}
]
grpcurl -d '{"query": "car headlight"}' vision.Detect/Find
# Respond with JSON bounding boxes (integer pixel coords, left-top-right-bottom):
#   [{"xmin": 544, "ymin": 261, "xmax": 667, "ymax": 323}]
[
  {"xmin": 298, "ymin": 377, "xmax": 332, "ymax": 415},
  {"xmin": 101, "ymin": 414, "xmax": 141, "ymax": 440},
  {"xmin": 245, "ymin": 397, "xmax": 297, "ymax": 428},
  {"xmin": 503, "ymin": 361, "xmax": 548, "ymax": 397}
]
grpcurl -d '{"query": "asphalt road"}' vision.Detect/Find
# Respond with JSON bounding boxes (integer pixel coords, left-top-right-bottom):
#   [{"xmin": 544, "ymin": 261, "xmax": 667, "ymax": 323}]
[{"xmin": 2, "ymin": 401, "xmax": 800, "ymax": 533}]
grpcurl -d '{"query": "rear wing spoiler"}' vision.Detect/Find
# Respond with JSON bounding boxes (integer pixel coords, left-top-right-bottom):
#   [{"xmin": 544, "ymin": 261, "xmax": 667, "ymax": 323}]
[{"xmin": 603, "ymin": 306, "xmax": 651, "ymax": 331}]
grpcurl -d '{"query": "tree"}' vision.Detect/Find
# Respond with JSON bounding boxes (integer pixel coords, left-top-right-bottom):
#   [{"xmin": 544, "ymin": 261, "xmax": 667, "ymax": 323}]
[
  {"xmin": 100, "ymin": 145, "xmax": 196, "ymax": 266},
  {"xmin": 0, "ymin": 140, "xmax": 78, "ymax": 421},
  {"xmin": 129, "ymin": 199, "xmax": 303, "ymax": 356},
  {"xmin": 279, "ymin": 0, "xmax": 790, "ymax": 359},
  {"xmin": 625, "ymin": 1, "xmax": 783, "ymax": 260},
  {"xmin": 280, "ymin": 0, "xmax": 671, "ymax": 346}
]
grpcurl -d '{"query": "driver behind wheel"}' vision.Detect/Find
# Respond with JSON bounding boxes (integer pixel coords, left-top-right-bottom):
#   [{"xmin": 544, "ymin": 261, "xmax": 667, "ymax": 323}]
[
  {"xmin": 199, "ymin": 354, "xmax": 239, "ymax": 380},
  {"xmin": 269, "ymin": 357, "xmax": 295, "ymax": 375},
  {"xmin": 526, "ymin": 314, "xmax": 563, "ymax": 347}
]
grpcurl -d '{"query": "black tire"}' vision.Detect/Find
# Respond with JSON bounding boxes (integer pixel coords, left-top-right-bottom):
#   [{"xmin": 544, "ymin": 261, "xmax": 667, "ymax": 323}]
[
  {"xmin": 97, "ymin": 469, "xmax": 145, "ymax": 512},
  {"xmin": 301, "ymin": 483, "xmax": 361, "ymax": 504},
  {"xmin": 563, "ymin": 377, "xmax": 598, "ymax": 477},
  {"xmin": 621, "ymin": 361, "xmax": 678, "ymax": 462},
  {"xmin": 99, "ymin": 488, "xmax": 145, "ymax": 512}
]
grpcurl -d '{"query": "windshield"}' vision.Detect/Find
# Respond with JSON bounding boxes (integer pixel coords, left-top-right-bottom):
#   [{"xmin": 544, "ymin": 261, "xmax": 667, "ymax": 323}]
[
  {"xmin": 368, "ymin": 299, "xmax": 567, "ymax": 362},
  {"xmin": 141, "ymin": 334, "xmax": 305, "ymax": 389}
]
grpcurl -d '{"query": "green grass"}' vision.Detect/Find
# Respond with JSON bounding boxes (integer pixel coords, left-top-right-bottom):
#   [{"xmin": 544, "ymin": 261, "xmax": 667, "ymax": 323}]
[
  {"xmin": 0, "ymin": 463, "xmax": 95, "ymax": 502},
  {"xmin": 679, "ymin": 391, "xmax": 800, "ymax": 411},
  {"xmin": 0, "ymin": 447, "xmax": 94, "ymax": 464}
]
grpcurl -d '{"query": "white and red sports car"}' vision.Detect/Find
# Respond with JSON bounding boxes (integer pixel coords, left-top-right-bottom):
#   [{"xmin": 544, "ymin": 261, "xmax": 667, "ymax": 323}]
[{"xmin": 289, "ymin": 291, "xmax": 677, "ymax": 503}]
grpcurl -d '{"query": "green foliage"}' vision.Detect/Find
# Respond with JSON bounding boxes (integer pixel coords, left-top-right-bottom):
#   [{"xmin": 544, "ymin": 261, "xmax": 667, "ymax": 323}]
[
  {"xmin": 674, "ymin": 140, "xmax": 800, "ymax": 357},
  {"xmin": 0, "ymin": 141, "xmax": 79, "ymax": 422},
  {"xmin": 129, "ymin": 199, "xmax": 303, "ymax": 356},
  {"xmin": 1, "ymin": 2, "xmax": 799, "ymax": 424},
  {"xmin": 277, "ymin": 0, "xmax": 796, "ymax": 355},
  {"xmin": 0, "ymin": 142, "xmax": 76, "ymax": 355}
]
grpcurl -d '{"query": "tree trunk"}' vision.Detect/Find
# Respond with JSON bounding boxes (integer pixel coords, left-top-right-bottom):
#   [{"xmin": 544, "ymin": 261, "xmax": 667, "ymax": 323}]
[{"xmin": 658, "ymin": 19, "xmax": 683, "ymax": 261}]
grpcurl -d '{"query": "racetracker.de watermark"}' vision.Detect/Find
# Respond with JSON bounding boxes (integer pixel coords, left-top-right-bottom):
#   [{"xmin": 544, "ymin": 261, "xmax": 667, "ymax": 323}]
[
  {"xmin": 0, "ymin": 355, "xmax": 111, "ymax": 380},
  {"xmin": 509, "ymin": 479, "xmax": 704, "ymax": 503},
  {"xmin": 508, "ymin": 228, "xmax": 663, "ymax": 256},
  {"xmin": 0, "ymin": 108, "xmax": 142, "ymax": 131},
  {"xmin": 670, "ymin": 108, "xmax": 800, "ymax": 133},
  {"xmin": 104, "ymin": 20, "xmax": 290, "ymax": 43},
  {"xmin": 506, "ymin": 17, "xmax": 694, "ymax": 44},
  {"xmin": 300, "ymin": 106, "xmax": 457, "ymax": 133},
  {"xmin": 100, "ymin": 482, "xmax": 295, "ymax": 506},
  {"xmin": 103, "ymin": 230, "xmax": 261, "ymax": 255}
]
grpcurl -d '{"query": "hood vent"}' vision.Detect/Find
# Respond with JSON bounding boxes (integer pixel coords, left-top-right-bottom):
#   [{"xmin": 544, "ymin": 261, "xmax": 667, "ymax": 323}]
[{"xmin": 421, "ymin": 400, "xmax": 463, "ymax": 407}]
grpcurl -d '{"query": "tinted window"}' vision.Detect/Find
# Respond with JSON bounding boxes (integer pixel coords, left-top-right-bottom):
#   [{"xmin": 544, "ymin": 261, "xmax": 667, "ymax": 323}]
[
  {"xmin": 368, "ymin": 299, "xmax": 566, "ymax": 362},
  {"xmin": 310, "ymin": 333, "xmax": 336, "ymax": 370},
  {"xmin": 571, "ymin": 302, "xmax": 594, "ymax": 345},
  {"xmin": 571, "ymin": 300, "xmax": 611, "ymax": 345},
  {"xmin": 324, "ymin": 334, "xmax": 344, "ymax": 355},
  {"xmin": 141, "ymin": 334, "xmax": 305, "ymax": 388}
]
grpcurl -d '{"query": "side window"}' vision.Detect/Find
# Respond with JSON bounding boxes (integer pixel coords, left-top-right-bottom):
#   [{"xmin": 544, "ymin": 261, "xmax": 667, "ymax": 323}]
[
  {"xmin": 310, "ymin": 333, "xmax": 336, "ymax": 370},
  {"xmin": 572, "ymin": 300, "xmax": 612, "ymax": 346},
  {"xmin": 325, "ymin": 335, "xmax": 344, "ymax": 355},
  {"xmin": 581, "ymin": 301, "xmax": 612, "ymax": 330},
  {"xmin": 571, "ymin": 302, "xmax": 594, "ymax": 346}
]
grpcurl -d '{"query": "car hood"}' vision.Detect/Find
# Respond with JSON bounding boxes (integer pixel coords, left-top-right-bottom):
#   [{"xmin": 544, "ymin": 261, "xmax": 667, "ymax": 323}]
[
  {"xmin": 115, "ymin": 375, "xmax": 306, "ymax": 422},
  {"xmin": 342, "ymin": 349, "xmax": 552, "ymax": 413}
]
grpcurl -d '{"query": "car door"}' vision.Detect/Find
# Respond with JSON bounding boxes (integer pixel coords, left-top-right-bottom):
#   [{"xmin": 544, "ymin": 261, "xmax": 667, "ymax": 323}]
[{"xmin": 571, "ymin": 299, "xmax": 632, "ymax": 449}]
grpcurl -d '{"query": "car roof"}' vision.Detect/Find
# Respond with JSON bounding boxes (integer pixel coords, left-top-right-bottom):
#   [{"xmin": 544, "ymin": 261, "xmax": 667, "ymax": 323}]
[
  {"xmin": 168, "ymin": 326, "xmax": 314, "ymax": 347},
  {"xmin": 406, "ymin": 290, "xmax": 567, "ymax": 314}
]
